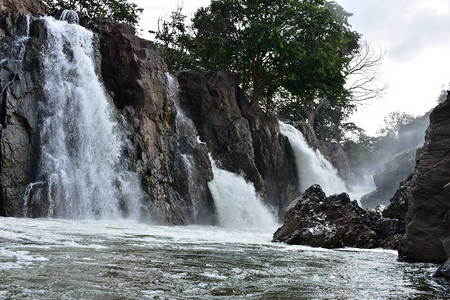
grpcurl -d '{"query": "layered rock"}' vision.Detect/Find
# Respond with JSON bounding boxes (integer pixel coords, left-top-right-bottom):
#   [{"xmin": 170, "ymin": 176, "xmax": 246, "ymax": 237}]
[
  {"xmin": 273, "ymin": 185, "xmax": 403, "ymax": 249},
  {"xmin": 177, "ymin": 70, "xmax": 298, "ymax": 215},
  {"xmin": 0, "ymin": 13, "xmax": 45, "ymax": 216},
  {"xmin": 398, "ymin": 97, "xmax": 450, "ymax": 263}
]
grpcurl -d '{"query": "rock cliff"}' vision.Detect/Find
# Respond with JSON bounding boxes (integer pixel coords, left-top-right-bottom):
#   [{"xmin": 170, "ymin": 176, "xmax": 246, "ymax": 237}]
[
  {"xmin": 177, "ymin": 71, "xmax": 298, "ymax": 216},
  {"xmin": 0, "ymin": 4, "xmax": 299, "ymax": 223},
  {"xmin": 398, "ymin": 97, "xmax": 450, "ymax": 263}
]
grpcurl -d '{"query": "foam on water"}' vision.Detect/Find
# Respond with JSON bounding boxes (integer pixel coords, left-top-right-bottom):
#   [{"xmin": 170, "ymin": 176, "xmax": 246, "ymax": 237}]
[{"xmin": 208, "ymin": 155, "xmax": 278, "ymax": 231}]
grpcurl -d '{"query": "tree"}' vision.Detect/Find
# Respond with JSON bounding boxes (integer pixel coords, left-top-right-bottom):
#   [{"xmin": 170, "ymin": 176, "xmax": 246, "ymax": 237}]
[
  {"xmin": 190, "ymin": 0, "xmax": 359, "ymax": 112},
  {"xmin": 43, "ymin": 0, "xmax": 143, "ymax": 25},
  {"xmin": 149, "ymin": 7, "xmax": 195, "ymax": 72},
  {"xmin": 377, "ymin": 111, "xmax": 414, "ymax": 138}
]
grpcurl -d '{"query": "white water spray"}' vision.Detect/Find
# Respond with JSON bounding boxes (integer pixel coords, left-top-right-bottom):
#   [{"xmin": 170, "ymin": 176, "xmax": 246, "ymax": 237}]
[
  {"xmin": 207, "ymin": 155, "xmax": 277, "ymax": 230},
  {"xmin": 24, "ymin": 16, "xmax": 144, "ymax": 220},
  {"xmin": 279, "ymin": 121, "xmax": 375, "ymax": 201},
  {"xmin": 279, "ymin": 121, "xmax": 349, "ymax": 195}
]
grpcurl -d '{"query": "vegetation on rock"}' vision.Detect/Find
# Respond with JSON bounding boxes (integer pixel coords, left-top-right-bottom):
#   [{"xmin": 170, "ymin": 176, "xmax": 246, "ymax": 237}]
[
  {"xmin": 152, "ymin": 0, "xmax": 385, "ymax": 140},
  {"xmin": 42, "ymin": 0, "xmax": 142, "ymax": 25}
]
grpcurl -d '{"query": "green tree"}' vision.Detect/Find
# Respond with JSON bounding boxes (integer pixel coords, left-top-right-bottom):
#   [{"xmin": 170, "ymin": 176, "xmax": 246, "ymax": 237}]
[
  {"xmin": 190, "ymin": 0, "xmax": 359, "ymax": 112},
  {"xmin": 43, "ymin": 0, "xmax": 143, "ymax": 25},
  {"xmin": 149, "ymin": 7, "xmax": 195, "ymax": 72}
]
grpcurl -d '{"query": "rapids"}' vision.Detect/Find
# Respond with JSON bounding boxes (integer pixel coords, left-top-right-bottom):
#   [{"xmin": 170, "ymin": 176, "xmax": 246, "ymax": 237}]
[{"xmin": 0, "ymin": 217, "xmax": 448, "ymax": 299}]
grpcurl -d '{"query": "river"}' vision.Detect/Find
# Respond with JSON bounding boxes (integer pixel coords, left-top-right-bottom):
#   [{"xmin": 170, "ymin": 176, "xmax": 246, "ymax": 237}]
[{"xmin": 0, "ymin": 217, "xmax": 448, "ymax": 299}]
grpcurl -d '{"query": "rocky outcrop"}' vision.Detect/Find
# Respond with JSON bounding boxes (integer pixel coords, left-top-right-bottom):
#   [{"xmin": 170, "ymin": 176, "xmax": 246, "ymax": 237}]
[
  {"xmin": 398, "ymin": 97, "xmax": 450, "ymax": 263},
  {"xmin": 87, "ymin": 19, "xmax": 189, "ymax": 224},
  {"xmin": 273, "ymin": 185, "xmax": 403, "ymax": 249},
  {"xmin": 177, "ymin": 70, "xmax": 298, "ymax": 215},
  {"xmin": 383, "ymin": 172, "xmax": 412, "ymax": 223},
  {"xmin": 0, "ymin": 0, "xmax": 46, "ymax": 15}
]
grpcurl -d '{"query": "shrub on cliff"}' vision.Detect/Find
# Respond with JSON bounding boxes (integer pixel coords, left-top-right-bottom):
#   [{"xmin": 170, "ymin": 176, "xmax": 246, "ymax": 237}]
[{"xmin": 42, "ymin": 0, "xmax": 142, "ymax": 25}]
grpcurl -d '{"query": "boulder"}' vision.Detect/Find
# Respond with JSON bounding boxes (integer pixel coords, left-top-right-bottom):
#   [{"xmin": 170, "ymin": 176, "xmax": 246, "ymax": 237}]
[
  {"xmin": 399, "ymin": 97, "xmax": 450, "ymax": 263},
  {"xmin": 273, "ymin": 185, "xmax": 403, "ymax": 249}
]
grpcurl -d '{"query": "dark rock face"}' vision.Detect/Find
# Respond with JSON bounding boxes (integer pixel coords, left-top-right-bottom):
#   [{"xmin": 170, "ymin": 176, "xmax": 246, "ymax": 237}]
[
  {"xmin": 399, "ymin": 98, "xmax": 450, "ymax": 263},
  {"xmin": 273, "ymin": 185, "xmax": 403, "ymax": 249},
  {"xmin": 383, "ymin": 172, "xmax": 412, "ymax": 223},
  {"xmin": 0, "ymin": 13, "xmax": 46, "ymax": 216},
  {"xmin": 177, "ymin": 70, "xmax": 298, "ymax": 215}
]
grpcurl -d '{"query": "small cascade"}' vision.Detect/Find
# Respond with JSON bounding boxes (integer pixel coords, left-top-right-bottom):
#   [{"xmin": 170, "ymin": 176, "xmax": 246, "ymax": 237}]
[
  {"xmin": 23, "ymin": 16, "xmax": 145, "ymax": 220},
  {"xmin": 60, "ymin": 10, "xmax": 79, "ymax": 24},
  {"xmin": 15, "ymin": 15, "xmax": 31, "ymax": 62},
  {"xmin": 279, "ymin": 121, "xmax": 375, "ymax": 201},
  {"xmin": 207, "ymin": 155, "xmax": 277, "ymax": 230},
  {"xmin": 279, "ymin": 121, "xmax": 349, "ymax": 195}
]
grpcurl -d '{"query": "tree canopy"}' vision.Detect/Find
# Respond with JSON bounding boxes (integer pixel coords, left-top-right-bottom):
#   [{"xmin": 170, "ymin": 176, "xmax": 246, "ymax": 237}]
[
  {"xmin": 190, "ymin": 0, "xmax": 359, "ymax": 111},
  {"xmin": 43, "ymin": 0, "xmax": 143, "ymax": 25}
]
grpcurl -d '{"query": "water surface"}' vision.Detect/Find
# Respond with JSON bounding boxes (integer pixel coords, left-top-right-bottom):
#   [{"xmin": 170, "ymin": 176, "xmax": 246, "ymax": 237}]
[{"xmin": 0, "ymin": 217, "xmax": 448, "ymax": 299}]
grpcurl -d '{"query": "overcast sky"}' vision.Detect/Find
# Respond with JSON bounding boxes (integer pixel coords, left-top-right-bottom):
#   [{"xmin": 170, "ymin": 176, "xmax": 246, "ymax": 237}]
[{"xmin": 134, "ymin": 0, "xmax": 450, "ymax": 135}]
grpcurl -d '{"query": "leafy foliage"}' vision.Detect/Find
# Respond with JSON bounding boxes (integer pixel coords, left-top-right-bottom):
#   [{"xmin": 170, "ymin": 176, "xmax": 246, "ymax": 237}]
[
  {"xmin": 43, "ymin": 0, "xmax": 143, "ymax": 25},
  {"xmin": 152, "ymin": 0, "xmax": 385, "ymax": 140},
  {"xmin": 190, "ymin": 0, "xmax": 359, "ymax": 108},
  {"xmin": 149, "ymin": 7, "xmax": 196, "ymax": 72}
]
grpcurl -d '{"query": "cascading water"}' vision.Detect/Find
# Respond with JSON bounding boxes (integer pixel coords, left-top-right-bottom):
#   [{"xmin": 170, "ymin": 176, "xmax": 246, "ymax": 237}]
[
  {"xmin": 279, "ymin": 121, "xmax": 348, "ymax": 196},
  {"xmin": 23, "ymin": 14, "xmax": 145, "ymax": 220},
  {"xmin": 207, "ymin": 155, "xmax": 277, "ymax": 230},
  {"xmin": 279, "ymin": 121, "xmax": 375, "ymax": 202}
]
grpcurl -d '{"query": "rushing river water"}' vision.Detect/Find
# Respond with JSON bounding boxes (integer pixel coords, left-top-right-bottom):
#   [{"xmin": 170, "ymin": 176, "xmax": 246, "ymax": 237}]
[{"xmin": 0, "ymin": 217, "xmax": 448, "ymax": 299}]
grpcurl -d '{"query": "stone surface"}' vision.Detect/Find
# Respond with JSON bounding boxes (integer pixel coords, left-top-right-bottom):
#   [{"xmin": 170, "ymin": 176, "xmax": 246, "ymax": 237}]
[
  {"xmin": 399, "ymin": 97, "xmax": 450, "ymax": 263},
  {"xmin": 273, "ymin": 185, "xmax": 403, "ymax": 249},
  {"xmin": 0, "ymin": 0, "xmax": 46, "ymax": 15},
  {"xmin": 0, "ymin": 14, "xmax": 46, "ymax": 216},
  {"xmin": 177, "ymin": 70, "xmax": 298, "ymax": 215}
]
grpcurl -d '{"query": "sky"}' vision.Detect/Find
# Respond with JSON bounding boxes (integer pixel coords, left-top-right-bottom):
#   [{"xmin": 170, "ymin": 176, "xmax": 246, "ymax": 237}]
[{"xmin": 134, "ymin": 0, "xmax": 450, "ymax": 135}]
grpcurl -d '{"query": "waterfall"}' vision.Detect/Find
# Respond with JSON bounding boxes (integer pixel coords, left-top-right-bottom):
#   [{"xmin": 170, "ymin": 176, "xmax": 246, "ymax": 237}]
[
  {"xmin": 23, "ymin": 16, "xmax": 145, "ymax": 220},
  {"xmin": 279, "ymin": 121, "xmax": 349, "ymax": 196},
  {"xmin": 207, "ymin": 155, "xmax": 277, "ymax": 230}
]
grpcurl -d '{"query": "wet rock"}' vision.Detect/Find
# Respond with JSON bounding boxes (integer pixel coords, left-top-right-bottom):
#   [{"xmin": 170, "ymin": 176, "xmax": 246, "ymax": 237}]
[
  {"xmin": 177, "ymin": 70, "xmax": 298, "ymax": 216},
  {"xmin": 273, "ymin": 185, "xmax": 403, "ymax": 249},
  {"xmin": 399, "ymin": 97, "xmax": 450, "ymax": 263},
  {"xmin": 383, "ymin": 173, "xmax": 412, "ymax": 223},
  {"xmin": 0, "ymin": 14, "xmax": 45, "ymax": 216}
]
